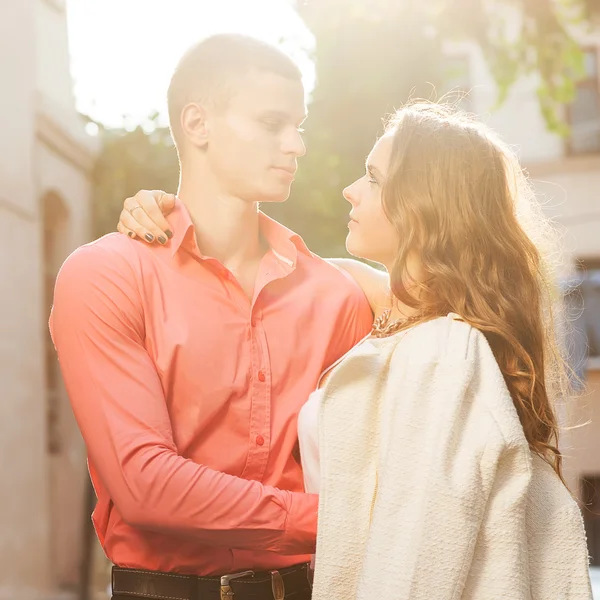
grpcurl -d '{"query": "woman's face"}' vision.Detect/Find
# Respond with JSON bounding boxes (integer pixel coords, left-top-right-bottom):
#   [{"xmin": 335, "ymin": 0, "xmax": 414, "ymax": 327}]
[{"xmin": 343, "ymin": 134, "xmax": 398, "ymax": 269}]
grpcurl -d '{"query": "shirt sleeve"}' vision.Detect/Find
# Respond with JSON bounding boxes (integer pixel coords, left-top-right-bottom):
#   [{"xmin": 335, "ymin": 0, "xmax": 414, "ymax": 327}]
[{"xmin": 49, "ymin": 240, "xmax": 317, "ymax": 554}]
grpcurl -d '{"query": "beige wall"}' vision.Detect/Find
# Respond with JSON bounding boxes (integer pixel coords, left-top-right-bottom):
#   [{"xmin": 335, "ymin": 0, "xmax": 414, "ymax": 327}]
[
  {"xmin": 528, "ymin": 158, "xmax": 600, "ymax": 270},
  {"xmin": 528, "ymin": 163, "xmax": 600, "ymax": 510},
  {"xmin": 445, "ymin": 29, "xmax": 600, "ymax": 545},
  {"xmin": 37, "ymin": 137, "xmax": 94, "ymax": 590},
  {"xmin": 564, "ymin": 369, "xmax": 600, "ymax": 494},
  {"xmin": 0, "ymin": 1, "xmax": 53, "ymax": 598},
  {"xmin": 35, "ymin": 0, "xmax": 77, "ymax": 113},
  {"xmin": 0, "ymin": 1, "xmax": 96, "ymax": 598},
  {"xmin": 0, "ymin": 215, "xmax": 52, "ymax": 599}
]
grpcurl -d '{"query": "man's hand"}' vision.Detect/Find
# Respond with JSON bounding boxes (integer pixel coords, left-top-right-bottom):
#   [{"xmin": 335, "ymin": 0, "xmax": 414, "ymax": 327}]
[{"xmin": 117, "ymin": 190, "xmax": 176, "ymax": 243}]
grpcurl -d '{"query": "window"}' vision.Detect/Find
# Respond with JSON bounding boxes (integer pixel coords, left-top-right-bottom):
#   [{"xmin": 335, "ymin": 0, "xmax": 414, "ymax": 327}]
[
  {"xmin": 581, "ymin": 475, "xmax": 600, "ymax": 566},
  {"xmin": 564, "ymin": 260, "xmax": 600, "ymax": 381},
  {"xmin": 567, "ymin": 47, "xmax": 600, "ymax": 155}
]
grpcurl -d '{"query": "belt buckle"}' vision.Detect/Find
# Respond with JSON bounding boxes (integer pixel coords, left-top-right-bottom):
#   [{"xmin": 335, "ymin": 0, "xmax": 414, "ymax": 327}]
[
  {"xmin": 219, "ymin": 570, "xmax": 254, "ymax": 600},
  {"xmin": 270, "ymin": 570, "xmax": 285, "ymax": 600}
]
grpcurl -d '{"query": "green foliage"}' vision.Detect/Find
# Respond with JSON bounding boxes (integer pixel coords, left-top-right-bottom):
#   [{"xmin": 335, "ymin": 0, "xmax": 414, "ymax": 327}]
[
  {"xmin": 266, "ymin": 1, "xmax": 444, "ymax": 255},
  {"xmin": 91, "ymin": 114, "xmax": 179, "ymax": 238},
  {"xmin": 90, "ymin": 0, "xmax": 597, "ymax": 256},
  {"xmin": 267, "ymin": 0, "xmax": 595, "ymax": 256}
]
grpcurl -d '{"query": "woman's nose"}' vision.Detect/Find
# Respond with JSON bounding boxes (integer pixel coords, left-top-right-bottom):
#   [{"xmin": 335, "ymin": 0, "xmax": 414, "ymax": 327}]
[{"xmin": 343, "ymin": 181, "xmax": 360, "ymax": 206}]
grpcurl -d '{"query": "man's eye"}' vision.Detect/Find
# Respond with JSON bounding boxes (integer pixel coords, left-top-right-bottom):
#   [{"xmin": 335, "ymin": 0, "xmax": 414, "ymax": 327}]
[{"xmin": 262, "ymin": 120, "xmax": 282, "ymax": 132}]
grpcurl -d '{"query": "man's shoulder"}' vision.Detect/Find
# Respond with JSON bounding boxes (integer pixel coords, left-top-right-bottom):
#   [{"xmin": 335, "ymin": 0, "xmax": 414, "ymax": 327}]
[
  {"xmin": 57, "ymin": 233, "xmax": 145, "ymax": 284},
  {"xmin": 51, "ymin": 234, "xmax": 148, "ymax": 332},
  {"xmin": 300, "ymin": 252, "xmax": 370, "ymax": 299}
]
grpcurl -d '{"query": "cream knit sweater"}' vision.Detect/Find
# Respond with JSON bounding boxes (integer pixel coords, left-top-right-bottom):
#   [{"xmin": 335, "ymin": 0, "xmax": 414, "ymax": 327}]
[{"xmin": 312, "ymin": 315, "xmax": 592, "ymax": 600}]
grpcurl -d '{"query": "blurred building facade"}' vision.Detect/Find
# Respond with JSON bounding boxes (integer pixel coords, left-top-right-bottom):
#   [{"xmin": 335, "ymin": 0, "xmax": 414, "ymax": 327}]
[
  {"xmin": 445, "ymin": 28, "xmax": 600, "ymax": 562},
  {"xmin": 0, "ymin": 0, "xmax": 97, "ymax": 598}
]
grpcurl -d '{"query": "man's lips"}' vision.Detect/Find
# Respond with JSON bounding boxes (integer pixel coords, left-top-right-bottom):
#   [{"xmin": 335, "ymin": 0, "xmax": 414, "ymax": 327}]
[{"xmin": 273, "ymin": 166, "xmax": 297, "ymax": 176}]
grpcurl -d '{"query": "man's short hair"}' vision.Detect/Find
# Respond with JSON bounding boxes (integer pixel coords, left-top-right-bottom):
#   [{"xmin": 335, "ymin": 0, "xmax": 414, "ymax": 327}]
[{"xmin": 167, "ymin": 33, "xmax": 303, "ymax": 150}]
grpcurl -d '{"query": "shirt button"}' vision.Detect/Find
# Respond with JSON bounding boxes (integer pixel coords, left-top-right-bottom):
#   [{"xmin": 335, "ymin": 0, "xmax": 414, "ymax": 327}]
[
  {"xmin": 256, "ymin": 435, "xmax": 265, "ymax": 446},
  {"xmin": 251, "ymin": 319, "xmax": 257, "ymax": 327},
  {"xmin": 258, "ymin": 371, "xmax": 266, "ymax": 382}
]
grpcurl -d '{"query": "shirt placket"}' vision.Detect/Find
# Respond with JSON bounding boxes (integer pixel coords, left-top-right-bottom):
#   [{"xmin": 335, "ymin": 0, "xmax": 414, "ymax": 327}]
[
  {"xmin": 240, "ymin": 253, "xmax": 294, "ymax": 482},
  {"xmin": 240, "ymin": 313, "xmax": 271, "ymax": 481}
]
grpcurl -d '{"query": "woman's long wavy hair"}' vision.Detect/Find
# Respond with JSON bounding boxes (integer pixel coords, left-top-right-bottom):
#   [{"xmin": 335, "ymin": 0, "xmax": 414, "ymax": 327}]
[{"xmin": 383, "ymin": 101, "xmax": 570, "ymax": 483}]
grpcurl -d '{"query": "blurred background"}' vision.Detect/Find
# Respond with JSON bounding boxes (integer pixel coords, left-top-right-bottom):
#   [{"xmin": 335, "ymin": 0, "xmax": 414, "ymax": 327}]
[{"xmin": 1, "ymin": 0, "xmax": 600, "ymax": 598}]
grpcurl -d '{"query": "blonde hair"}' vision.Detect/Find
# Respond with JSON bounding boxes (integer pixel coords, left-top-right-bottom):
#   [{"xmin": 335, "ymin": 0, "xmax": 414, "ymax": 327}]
[{"xmin": 383, "ymin": 101, "xmax": 570, "ymax": 483}]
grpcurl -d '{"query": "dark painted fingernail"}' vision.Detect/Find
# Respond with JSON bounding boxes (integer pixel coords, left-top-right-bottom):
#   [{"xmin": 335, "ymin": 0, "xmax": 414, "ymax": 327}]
[
  {"xmin": 127, "ymin": 231, "xmax": 134, "ymax": 238},
  {"xmin": 165, "ymin": 230, "xmax": 173, "ymax": 239},
  {"xmin": 145, "ymin": 233, "xmax": 154, "ymax": 242},
  {"xmin": 158, "ymin": 236, "xmax": 167, "ymax": 245}
]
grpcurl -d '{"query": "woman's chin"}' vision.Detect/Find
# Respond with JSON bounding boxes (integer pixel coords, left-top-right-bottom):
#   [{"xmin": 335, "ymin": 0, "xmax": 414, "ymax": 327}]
[
  {"xmin": 345, "ymin": 234, "xmax": 367, "ymax": 261},
  {"xmin": 345, "ymin": 235, "xmax": 389, "ymax": 268}
]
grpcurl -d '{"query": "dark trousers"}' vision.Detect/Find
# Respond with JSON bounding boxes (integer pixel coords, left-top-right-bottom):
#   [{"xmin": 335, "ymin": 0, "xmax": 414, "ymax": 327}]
[
  {"xmin": 112, "ymin": 593, "xmax": 312, "ymax": 600},
  {"xmin": 112, "ymin": 589, "xmax": 312, "ymax": 600},
  {"xmin": 110, "ymin": 562, "xmax": 313, "ymax": 600}
]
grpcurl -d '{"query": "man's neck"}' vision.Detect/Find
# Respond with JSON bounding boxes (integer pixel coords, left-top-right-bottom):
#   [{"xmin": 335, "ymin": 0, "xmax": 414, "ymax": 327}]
[{"xmin": 177, "ymin": 165, "xmax": 265, "ymax": 271}]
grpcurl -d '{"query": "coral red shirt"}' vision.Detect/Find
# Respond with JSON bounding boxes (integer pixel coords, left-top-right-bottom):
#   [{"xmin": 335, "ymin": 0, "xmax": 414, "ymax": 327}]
[{"xmin": 49, "ymin": 199, "xmax": 372, "ymax": 576}]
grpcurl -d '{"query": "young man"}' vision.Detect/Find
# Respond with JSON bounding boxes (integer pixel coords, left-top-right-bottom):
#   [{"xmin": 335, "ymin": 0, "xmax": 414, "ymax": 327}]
[{"xmin": 50, "ymin": 34, "xmax": 374, "ymax": 600}]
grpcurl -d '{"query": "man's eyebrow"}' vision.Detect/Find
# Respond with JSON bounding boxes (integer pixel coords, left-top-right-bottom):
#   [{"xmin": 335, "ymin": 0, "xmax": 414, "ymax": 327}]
[{"xmin": 259, "ymin": 110, "xmax": 307, "ymax": 125}]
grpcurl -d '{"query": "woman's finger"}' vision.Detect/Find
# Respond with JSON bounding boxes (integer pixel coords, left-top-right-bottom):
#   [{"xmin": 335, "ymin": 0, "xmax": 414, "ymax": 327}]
[
  {"xmin": 138, "ymin": 191, "xmax": 174, "ymax": 238},
  {"xmin": 118, "ymin": 207, "xmax": 166, "ymax": 244},
  {"xmin": 156, "ymin": 192, "xmax": 176, "ymax": 217},
  {"xmin": 117, "ymin": 220, "xmax": 136, "ymax": 239}
]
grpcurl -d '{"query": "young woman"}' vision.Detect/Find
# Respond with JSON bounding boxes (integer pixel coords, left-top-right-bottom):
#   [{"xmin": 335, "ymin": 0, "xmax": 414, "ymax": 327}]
[{"xmin": 118, "ymin": 102, "xmax": 592, "ymax": 599}]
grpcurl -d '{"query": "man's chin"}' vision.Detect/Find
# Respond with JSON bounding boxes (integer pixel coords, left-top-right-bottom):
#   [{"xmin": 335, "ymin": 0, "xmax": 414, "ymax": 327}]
[{"xmin": 259, "ymin": 187, "xmax": 292, "ymax": 203}]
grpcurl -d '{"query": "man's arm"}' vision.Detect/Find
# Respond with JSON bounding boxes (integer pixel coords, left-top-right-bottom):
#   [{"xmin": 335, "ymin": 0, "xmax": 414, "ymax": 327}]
[{"xmin": 50, "ymin": 240, "xmax": 317, "ymax": 554}]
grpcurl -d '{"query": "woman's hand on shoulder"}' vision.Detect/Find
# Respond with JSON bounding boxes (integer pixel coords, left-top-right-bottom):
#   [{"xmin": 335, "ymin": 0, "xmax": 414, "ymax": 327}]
[{"xmin": 117, "ymin": 190, "xmax": 176, "ymax": 244}]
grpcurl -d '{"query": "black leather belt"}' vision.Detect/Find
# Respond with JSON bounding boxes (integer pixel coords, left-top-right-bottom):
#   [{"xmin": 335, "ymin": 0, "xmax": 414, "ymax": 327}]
[{"xmin": 111, "ymin": 562, "xmax": 312, "ymax": 600}]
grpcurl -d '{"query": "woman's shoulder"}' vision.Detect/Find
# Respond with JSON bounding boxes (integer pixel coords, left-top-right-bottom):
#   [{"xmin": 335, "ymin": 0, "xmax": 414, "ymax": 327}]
[
  {"xmin": 391, "ymin": 314, "xmax": 526, "ymax": 446},
  {"xmin": 395, "ymin": 313, "xmax": 486, "ymax": 364}
]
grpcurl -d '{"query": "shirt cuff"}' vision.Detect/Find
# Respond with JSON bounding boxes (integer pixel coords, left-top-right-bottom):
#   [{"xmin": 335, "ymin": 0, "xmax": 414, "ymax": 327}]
[{"xmin": 279, "ymin": 492, "xmax": 318, "ymax": 555}]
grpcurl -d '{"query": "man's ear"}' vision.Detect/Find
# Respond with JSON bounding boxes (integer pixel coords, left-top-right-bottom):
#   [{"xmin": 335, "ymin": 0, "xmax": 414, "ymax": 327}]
[{"xmin": 180, "ymin": 103, "xmax": 210, "ymax": 149}]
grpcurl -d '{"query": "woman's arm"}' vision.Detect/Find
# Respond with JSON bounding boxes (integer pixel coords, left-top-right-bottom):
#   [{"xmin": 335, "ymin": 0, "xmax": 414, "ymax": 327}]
[
  {"xmin": 115, "ymin": 192, "xmax": 391, "ymax": 316},
  {"xmin": 326, "ymin": 259, "xmax": 390, "ymax": 317}
]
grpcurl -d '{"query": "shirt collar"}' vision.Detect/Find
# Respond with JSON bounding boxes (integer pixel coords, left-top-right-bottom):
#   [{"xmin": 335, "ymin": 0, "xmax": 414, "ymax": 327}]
[
  {"xmin": 167, "ymin": 198, "xmax": 196, "ymax": 257},
  {"xmin": 168, "ymin": 197, "xmax": 312, "ymax": 266}
]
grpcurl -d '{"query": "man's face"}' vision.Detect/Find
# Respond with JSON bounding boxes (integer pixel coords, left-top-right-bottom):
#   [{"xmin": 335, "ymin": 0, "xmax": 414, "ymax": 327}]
[{"xmin": 205, "ymin": 71, "xmax": 307, "ymax": 203}]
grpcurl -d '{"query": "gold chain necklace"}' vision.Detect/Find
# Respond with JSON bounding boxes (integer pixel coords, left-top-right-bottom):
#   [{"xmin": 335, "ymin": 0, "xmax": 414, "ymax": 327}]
[{"xmin": 370, "ymin": 309, "xmax": 421, "ymax": 338}]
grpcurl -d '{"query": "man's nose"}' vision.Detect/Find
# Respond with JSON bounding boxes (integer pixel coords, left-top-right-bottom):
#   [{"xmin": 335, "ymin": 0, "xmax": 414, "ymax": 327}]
[{"xmin": 282, "ymin": 128, "xmax": 306, "ymax": 157}]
